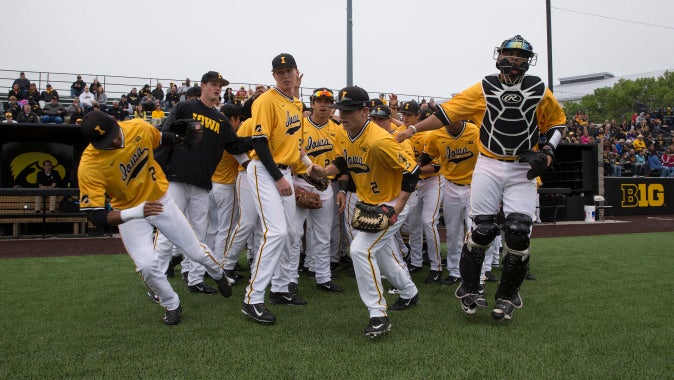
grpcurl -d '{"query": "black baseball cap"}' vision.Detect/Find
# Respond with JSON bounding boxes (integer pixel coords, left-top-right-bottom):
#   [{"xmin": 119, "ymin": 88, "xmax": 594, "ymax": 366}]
[
  {"xmin": 311, "ymin": 87, "xmax": 334, "ymax": 102},
  {"xmin": 201, "ymin": 71, "xmax": 229, "ymax": 86},
  {"xmin": 221, "ymin": 104, "xmax": 243, "ymax": 119},
  {"xmin": 369, "ymin": 105, "xmax": 391, "ymax": 119},
  {"xmin": 186, "ymin": 86, "xmax": 201, "ymax": 97},
  {"xmin": 368, "ymin": 98, "xmax": 384, "ymax": 108},
  {"xmin": 400, "ymin": 100, "xmax": 420, "ymax": 115},
  {"xmin": 81, "ymin": 111, "xmax": 120, "ymax": 149},
  {"xmin": 419, "ymin": 107, "xmax": 434, "ymax": 121},
  {"xmin": 331, "ymin": 86, "xmax": 370, "ymax": 111},
  {"xmin": 272, "ymin": 53, "xmax": 297, "ymax": 72}
]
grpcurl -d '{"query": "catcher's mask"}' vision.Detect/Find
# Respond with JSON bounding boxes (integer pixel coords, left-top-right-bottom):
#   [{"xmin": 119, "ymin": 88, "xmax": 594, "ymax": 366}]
[{"xmin": 494, "ymin": 35, "xmax": 537, "ymax": 85}]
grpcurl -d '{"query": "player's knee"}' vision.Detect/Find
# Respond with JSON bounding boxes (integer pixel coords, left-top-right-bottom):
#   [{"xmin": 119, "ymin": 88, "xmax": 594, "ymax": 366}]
[
  {"xmin": 502, "ymin": 213, "xmax": 532, "ymax": 254},
  {"xmin": 468, "ymin": 215, "xmax": 499, "ymax": 248}
]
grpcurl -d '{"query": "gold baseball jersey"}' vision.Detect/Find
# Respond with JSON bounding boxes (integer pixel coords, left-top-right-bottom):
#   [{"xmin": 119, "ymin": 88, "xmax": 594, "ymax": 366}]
[
  {"xmin": 295, "ymin": 116, "xmax": 345, "ymax": 175},
  {"xmin": 388, "ymin": 124, "xmax": 415, "ymax": 158},
  {"xmin": 404, "ymin": 129, "xmax": 441, "ymax": 180},
  {"xmin": 423, "ymin": 121, "xmax": 479, "ymax": 185},
  {"xmin": 436, "ymin": 75, "xmax": 566, "ymax": 160},
  {"xmin": 211, "ymin": 152, "xmax": 239, "ymax": 185},
  {"xmin": 236, "ymin": 118, "xmax": 254, "ymax": 173},
  {"xmin": 78, "ymin": 118, "xmax": 169, "ymax": 210},
  {"xmin": 249, "ymin": 88, "xmax": 303, "ymax": 166},
  {"xmin": 335, "ymin": 121, "xmax": 417, "ymax": 204}
]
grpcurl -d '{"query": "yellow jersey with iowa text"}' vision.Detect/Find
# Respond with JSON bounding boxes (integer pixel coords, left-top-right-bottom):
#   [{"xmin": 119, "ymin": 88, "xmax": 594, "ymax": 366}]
[
  {"xmin": 78, "ymin": 119, "xmax": 169, "ymax": 210},
  {"xmin": 336, "ymin": 121, "xmax": 417, "ymax": 204},
  {"xmin": 296, "ymin": 116, "xmax": 345, "ymax": 175},
  {"xmin": 249, "ymin": 88, "xmax": 303, "ymax": 166},
  {"xmin": 423, "ymin": 121, "xmax": 479, "ymax": 185}
]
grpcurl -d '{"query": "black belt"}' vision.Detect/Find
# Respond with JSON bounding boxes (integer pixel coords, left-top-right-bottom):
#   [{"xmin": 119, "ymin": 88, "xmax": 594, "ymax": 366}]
[
  {"xmin": 480, "ymin": 153, "xmax": 518, "ymax": 163},
  {"xmin": 448, "ymin": 180, "xmax": 468, "ymax": 187},
  {"xmin": 277, "ymin": 164, "xmax": 289, "ymax": 170}
]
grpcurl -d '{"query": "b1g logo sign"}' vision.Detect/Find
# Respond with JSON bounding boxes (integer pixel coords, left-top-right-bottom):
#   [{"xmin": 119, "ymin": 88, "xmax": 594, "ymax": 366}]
[{"xmin": 621, "ymin": 183, "xmax": 665, "ymax": 207}]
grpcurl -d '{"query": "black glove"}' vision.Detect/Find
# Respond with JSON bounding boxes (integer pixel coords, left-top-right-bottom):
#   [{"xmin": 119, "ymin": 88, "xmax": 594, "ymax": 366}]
[
  {"xmin": 167, "ymin": 119, "xmax": 203, "ymax": 149},
  {"xmin": 518, "ymin": 150, "xmax": 551, "ymax": 180}
]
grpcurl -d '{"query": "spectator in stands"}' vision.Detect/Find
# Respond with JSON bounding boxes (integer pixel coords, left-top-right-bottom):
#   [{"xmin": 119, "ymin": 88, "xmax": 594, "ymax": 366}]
[
  {"xmin": 37, "ymin": 160, "xmax": 61, "ymax": 188},
  {"xmin": 17, "ymin": 104, "xmax": 40, "ymax": 123},
  {"xmin": 79, "ymin": 86, "xmax": 96, "ymax": 112},
  {"xmin": 94, "ymin": 86, "xmax": 108, "ymax": 112},
  {"xmin": 127, "ymin": 87, "xmax": 140, "ymax": 107},
  {"xmin": 70, "ymin": 75, "xmax": 87, "ymax": 98},
  {"xmin": 235, "ymin": 85, "xmax": 247, "ymax": 104},
  {"xmin": 13, "ymin": 72, "xmax": 31, "ymax": 98},
  {"xmin": 41, "ymin": 96, "xmax": 66, "ymax": 124},
  {"xmin": 133, "ymin": 104, "xmax": 147, "ymax": 120},
  {"xmin": 151, "ymin": 104, "xmax": 165, "ymax": 127},
  {"xmin": 177, "ymin": 78, "xmax": 191, "ymax": 101},
  {"xmin": 151, "ymin": 83, "xmax": 165, "ymax": 109},
  {"xmin": 107, "ymin": 100, "xmax": 126, "ymax": 121},
  {"xmin": 140, "ymin": 93, "xmax": 157, "ymax": 112},
  {"xmin": 185, "ymin": 86, "xmax": 200, "ymax": 100},
  {"xmin": 8, "ymin": 83, "xmax": 25, "ymax": 101},
  {"xmin": 89, "ymin": 77, "xmax": 102, "ymax": 94},
  {"xmin": 633, "ymin": 149, "xmax": 646, "ymax": 177},
  {"xmin": 633, "ymin": 134, "xmax": 647, "ymax": 152},
  {"xmin": 119, "ymin": 94, "xmax": 132, "ymax": 116},
  {"xmin": 607, "ymin": 152, "xmax": 622, "ymax": 177},
  {"xmin": 580, "ymin": 128, "xmax": 592, "ymax": 144},
  {"xmin": 647, "ymin": 148, "xmax": 672, "ymax": 177},
  {"xmin": 3, "ymin": 112, "xmax": 17, "ymax": 123},
  {"xmin": 26, "ymin": 83, "xmax": 42, "ymax": 111},
  {"xmin": 40, "ymin": 84, "xmax": 59, "ymax": 103},
  {"xmin": 139, "ymin": 84, "xmax": 151, "ymax": 98},
  {"xmin": 68, "ymin": 98, "xmax": 85, "ymax": 124},
  {"xmin": 5, "ymin": 96, "xmax": 21, "ymax": 118},
  {"xmin": 662, "ymin": 147, "xmax": 674, "ymax": 169},
  {"xmin": 223, "ymin": 87, "xmax": 235, "ymax": 104},
  {"xmin": 165, "ymin": 85, "xmax": 180, "ymax": 111}
]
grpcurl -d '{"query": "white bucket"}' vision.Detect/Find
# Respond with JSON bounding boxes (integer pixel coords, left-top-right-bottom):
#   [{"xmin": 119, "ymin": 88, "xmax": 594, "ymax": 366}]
[{"xmin": 584, "ymin": 205, "xmax": 596, "ymax": 222}]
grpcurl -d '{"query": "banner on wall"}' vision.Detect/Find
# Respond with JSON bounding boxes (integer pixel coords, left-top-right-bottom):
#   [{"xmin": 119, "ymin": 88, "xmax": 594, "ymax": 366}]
[{"xmin": 604, "ymin": 177, "xmax": 674, "ymax": 215}]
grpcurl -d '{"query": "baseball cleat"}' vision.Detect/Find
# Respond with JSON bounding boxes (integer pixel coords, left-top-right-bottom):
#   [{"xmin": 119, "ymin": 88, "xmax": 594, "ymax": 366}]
[
  {"xmin": 163, "ymin": 305, "xmax": 182, "ymax": 326},
  {"xmin": 241, "ymin": 302, "xmax": 276, "ymax": 325},
  {"xmin": 269, "ymin": 292, "xmax": 307, "ymax": 305},
  {"xmin": 223, "ymin": 269, "xmax": 240, "ymax": 285},
  {"xmin": 147, "ymin": 291, "xmax": 160, "ymax": 304},
  {"xmin": 484, "ymin": 271, "xmax": 498, "ymax": 282},
  {"xmin": 491, "ymin": 293, "xmax": 523, "ymax": 321},
  {"xmin": 214, "ymin": 275, "xmax": 232, "ymax": 298},
  {"xmin": 188, "ymin": 282, "xmax": 217, "ymax": 294},
  {"xmin": 288, "ymin": 282, "xmax": 299, "ymax": 296},
  {"xmin": 388, "ymin": 293, "xmax": 419, "ymax": 311},
  {"xmin": 316, "ymin": 281, "xmax": 344, "ymax": 293},
  {"xmin": 387, "ymin": 287, "xmax": 399, "ymax": 295},
  {"xmin": 441, "ymin": 275, "xmax": 461, "ymax": 285},
  {"xmin": 424, "ymin": 270, "xmax": 442, "ymax": 284},
  {"xmin": 364, "ymin": 316, "xmax": 391, "ymax": 338}
]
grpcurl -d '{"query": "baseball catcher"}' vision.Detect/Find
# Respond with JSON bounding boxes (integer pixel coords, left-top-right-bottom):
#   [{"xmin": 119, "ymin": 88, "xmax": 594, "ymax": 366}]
[
  {"xmin": 295, "ymin": 186, "xmax": 322, "ymax": 209},
  {"xmin": 166, "ymin": 119, "xmax": 203, "ymax": 149},
  {"xmin": 351, "ymin": 202, "xmax": 398, "ymax": 232}
]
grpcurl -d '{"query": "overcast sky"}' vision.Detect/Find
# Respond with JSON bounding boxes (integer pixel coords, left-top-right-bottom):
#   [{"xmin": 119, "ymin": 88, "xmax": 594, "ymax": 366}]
[{"xmin": 4, "ymin": 0, "xmax": 673, "ymax": 100}]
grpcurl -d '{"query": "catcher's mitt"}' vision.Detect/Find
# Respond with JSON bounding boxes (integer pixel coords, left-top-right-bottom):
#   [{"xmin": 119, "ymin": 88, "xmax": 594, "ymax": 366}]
[
  {"xmin": 351, "ymin": 202, "xmax": 398, "ymax": 232},
  {"xmin": 295, "ymin": 186, "xmax": 322, "ymax": 209},
  {"xmin": 518, "ymin": 150, "xmax": 551, "ymax": 180},
  {"xmin": 167, "ymin": 119, "xmax": 203, "ymax": 149},
  {"xmin": 298, "ymin": 173, "xmax": 329, "ymax": 191}
]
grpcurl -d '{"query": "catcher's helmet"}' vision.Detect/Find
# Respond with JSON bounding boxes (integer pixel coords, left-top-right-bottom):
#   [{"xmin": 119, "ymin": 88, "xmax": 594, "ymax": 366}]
[{"xmin": 494, "ymin": 35, "xmax": 537, "ymax": 84}]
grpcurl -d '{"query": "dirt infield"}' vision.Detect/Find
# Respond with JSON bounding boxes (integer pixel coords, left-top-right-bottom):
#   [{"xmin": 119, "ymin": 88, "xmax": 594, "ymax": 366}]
[{"xmin": 1, "ymin": 214, "xmax": 673, "ymax": 259}]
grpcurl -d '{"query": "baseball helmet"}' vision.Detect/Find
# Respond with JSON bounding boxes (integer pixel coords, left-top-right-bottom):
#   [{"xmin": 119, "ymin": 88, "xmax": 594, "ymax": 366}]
[{"xmin": 494, "ymin": 35, "xmax": 537, "ymax": 84}]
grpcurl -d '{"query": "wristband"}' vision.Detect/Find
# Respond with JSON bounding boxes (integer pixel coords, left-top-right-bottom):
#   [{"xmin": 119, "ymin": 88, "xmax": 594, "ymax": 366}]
[
  {"xmin": 120, "ymin": 202, "xmax": 146, "ymax": 222},
  {"xmin": 409, "ymin": 125, "xmax": 417, "ymax": 135},
  {"xmin": 301, "ymin": 155, "xmax": 312, "ymax": 167},
  {"xmin": 234, "ymin": 153, "xmax": 250, "ymax": 165}
]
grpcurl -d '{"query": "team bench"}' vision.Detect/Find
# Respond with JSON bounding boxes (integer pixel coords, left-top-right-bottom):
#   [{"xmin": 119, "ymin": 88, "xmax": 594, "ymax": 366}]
[{"xmin": 0, "ymin": 188, "xmax": 87, "ymax": 238}]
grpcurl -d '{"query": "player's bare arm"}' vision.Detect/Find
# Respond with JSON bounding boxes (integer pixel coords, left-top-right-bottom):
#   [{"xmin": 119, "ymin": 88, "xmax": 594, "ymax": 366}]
[{"xmin": 395, "ymin": 114, "xmax": 444, "ymax": 143}]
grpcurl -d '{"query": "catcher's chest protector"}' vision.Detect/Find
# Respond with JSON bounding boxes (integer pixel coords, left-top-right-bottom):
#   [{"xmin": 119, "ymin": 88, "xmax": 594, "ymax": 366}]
[{"xmin": 480, "ymin": 75, "xmax": 545, "ymax": 156}]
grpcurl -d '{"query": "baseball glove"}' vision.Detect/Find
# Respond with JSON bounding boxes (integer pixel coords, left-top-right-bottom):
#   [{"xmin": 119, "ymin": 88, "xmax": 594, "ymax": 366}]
[
  {"xmin": 298, "ymin": 173, "xmax": 329, "ymax": 191},
  {"xmin": 167, "ymin": 119, "xmax": 203, "ymax": 149},
  {"xmin": 518, "ymin": 150, "xmax": 550, "ymax": 180},
  {"xmin": 351, "ymin": 202, "xmax": 398, "ymax": 232},
  {"xmin": 295, "ymin": 186, "xmax": 322, "ymax": 209}
]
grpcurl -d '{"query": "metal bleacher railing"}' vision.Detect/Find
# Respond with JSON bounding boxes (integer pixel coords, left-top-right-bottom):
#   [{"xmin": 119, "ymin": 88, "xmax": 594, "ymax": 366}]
[{"xmin": 0, "ymin": 68, "xmax": 450, "ymax": 110}]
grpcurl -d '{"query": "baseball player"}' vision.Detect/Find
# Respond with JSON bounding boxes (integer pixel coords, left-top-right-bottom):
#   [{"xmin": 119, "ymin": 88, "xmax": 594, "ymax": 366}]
[
  {"xmin": 399, "ymin": 100, "xmax": 444, "ymax": 282},
  {"xmin": 205, "ymin": 104, "xmax": 244, "ymax": 272},
  {"xmin": 291, "ymin": 88, "xmax": 345, "ymax": 293},
  {"xmin": 420, "ymin": 120, "xmax": 479, "ymax": 285},
  {"xmin": 309, "ymin": 86, "xmax": 420, "ymax": 338},
  {"xmin": 241, "ymin": 53, "xmax": 306, "ymax": 325},
  {"xmin": 77, "ymin": 111, "xmax": 232, "ymax": 326},
  {"xmin": 397, "ymin": 35, "xmax": 566, "ymax": 321},
  {"xmin": 154, "ymin": 71, "xmax": 253, "ymax": 295}
]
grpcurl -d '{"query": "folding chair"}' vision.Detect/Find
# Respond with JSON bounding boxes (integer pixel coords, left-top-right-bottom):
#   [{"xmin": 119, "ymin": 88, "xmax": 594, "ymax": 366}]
[{"xmin": 593, "ymin": 195, "xmax": 615, "ymax": 222}]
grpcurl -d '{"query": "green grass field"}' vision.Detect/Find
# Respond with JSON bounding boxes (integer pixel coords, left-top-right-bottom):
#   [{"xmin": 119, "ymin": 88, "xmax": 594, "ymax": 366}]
[{"xmin": 1, "ymin": 232, "xmax": 673, "ymax": 379}]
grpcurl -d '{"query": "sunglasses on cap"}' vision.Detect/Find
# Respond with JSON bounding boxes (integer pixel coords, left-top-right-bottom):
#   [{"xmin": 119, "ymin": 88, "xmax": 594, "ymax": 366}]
[{"xmin": 313, "ymin": 90, "xmax": 334, "ymax": 98}]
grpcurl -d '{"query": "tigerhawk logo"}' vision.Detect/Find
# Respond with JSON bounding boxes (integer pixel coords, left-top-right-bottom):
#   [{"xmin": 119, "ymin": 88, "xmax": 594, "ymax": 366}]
[{"xmin": 10, "ymin": 152, "xmax": 66, "ymax": 187}]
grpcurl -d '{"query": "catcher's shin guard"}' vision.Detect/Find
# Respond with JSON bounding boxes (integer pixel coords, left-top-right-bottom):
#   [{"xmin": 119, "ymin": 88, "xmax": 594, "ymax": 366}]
[
  {"xmin": 494, "ymin": 253, "xmax": 529, "ymax": 304},
  {"xmin": 458, "ymin": 242, "xmax": 485, "ymax": 295}
]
